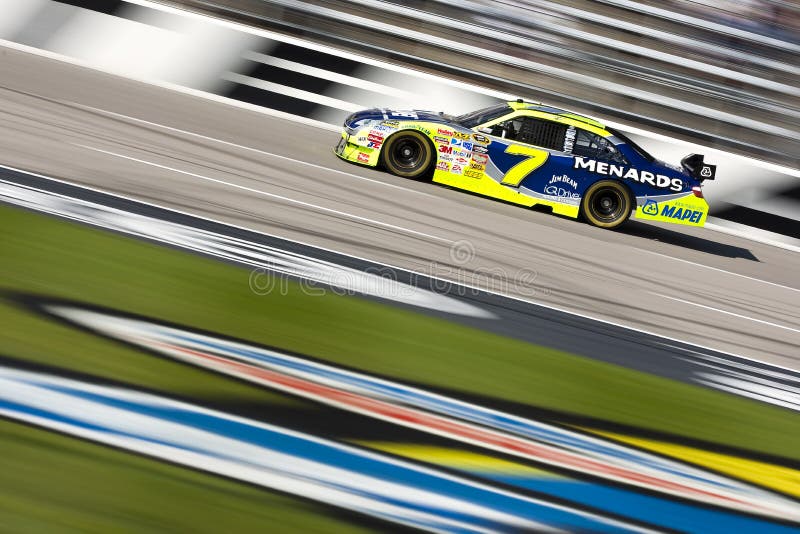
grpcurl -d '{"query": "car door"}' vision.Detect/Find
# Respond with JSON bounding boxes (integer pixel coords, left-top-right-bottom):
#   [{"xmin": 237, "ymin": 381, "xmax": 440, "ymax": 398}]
[{"xmin": 481, "ymin": 116, "xmax": 574, "ymax": 192}]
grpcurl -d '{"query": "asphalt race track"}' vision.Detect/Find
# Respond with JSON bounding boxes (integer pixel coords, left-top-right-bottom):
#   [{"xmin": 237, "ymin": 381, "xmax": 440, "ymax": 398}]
[{"xmin": 1, "ymin": 44, "xmax": 799, "ymax": 374}]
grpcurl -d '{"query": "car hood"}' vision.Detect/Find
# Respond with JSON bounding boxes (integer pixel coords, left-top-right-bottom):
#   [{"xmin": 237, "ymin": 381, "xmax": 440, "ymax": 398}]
[{"xmin": 344, "ymin": 108, "xmax": 458, "ymax": 129}]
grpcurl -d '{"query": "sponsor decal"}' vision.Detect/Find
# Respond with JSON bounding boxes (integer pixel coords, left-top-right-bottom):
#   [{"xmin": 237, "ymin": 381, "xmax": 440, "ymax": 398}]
[
  {"xmin": 543, "ymin": 185, "xmax": 580, "ymax": 199},
  {"xmin": 473, "ymin": 145, "xmax": 489, "ymax": 154},
  {"xmin": 700, "ymin": 166, "xmax": 713, "ymax": 178},
  {"xmin": 472, "ymin": 133, "xmax": 490, "ymax": 144},
  {"xmin": 434, "ymin": 136, "xmax": 450, "ymax": 144},
  {"xmin": 661, "ymin": 205, "xmax": 703, "ymax": 223},
  {"xmin": 642, "ymin": 200, "xmax": 659, "ymax": 216},
  {"xmin": 573, "ymin": 157, "xmax": 683, "ymax": 192},
  {"xmin": 411, "ymin": 125, "xmax": 432, "ymax": 136},
  {"xmin": 371, "ymin": 124, "xmax": 393, "ymax": 133},
  {"xmin": 462, "ymin": 142, "xmax": 473, "ymax": 151},
  {"xmin": 439, "ymin": 145, "xmax": 453, "ymax": 155},
  {"xmin": 456, "ymin": 157, "xmax": 469, "ymax": 165},
  {"xmin": 455, "ymin": 150, "xmax": 472, "ymax": 158},
  {"xmin": 367, "ymin": 133, "xmax": 384, "ymax": 148},
  {"xmin": 564, "ymin": 127, "xmax": 576, "ymax": 153},
  {"xmin": 390, "ymin": 111, "xmax": 418, "ymax": 119},
  {"xmin": 450, "ymin": 138, "xmax": 462, "ymax": 147},
  {"xmin": 548, "ymin": 174, "xmax": 577, "ymax": 190},
  {"xmin": 435, "ymin": 161, "xmax": 450, "ymax": 171},
  {"xmin": 451, "ymin": 164, "xmax": 463, "ymax": 174},
  {"xmin": 368, "ymin": 132, "xmax": 385, "ymax": 141},
  {"xmin": 437, "ymin": 127, "xmax": 454, "ymax": 136},
  {"xmin": 453, "ymin": 131, "xmax": 471, "ymax": 140},
  {"xmin": 356, "ymin": 136, "xmax": 367, "ymax": 143},
  {"xmin": 357, "ymin": 152, "xmax": 370, "ymax": 163},
  {"xmin": 464, "ymin": 169, "xmax": 483, "ymax": 179},
  {"xmin": 381, "ymin": 120, "xmax": 400, "ymax": 128},
  {"xmin": 469, "ymin": 162, "xmax": 485, "ymax": 171},
  {"xmin": 439, "ymin": 153, "xmax": 454, "ymax": 162},
  {"xmin": 472, "ymin": 154, "xmax": 489, "ymax": 165}
]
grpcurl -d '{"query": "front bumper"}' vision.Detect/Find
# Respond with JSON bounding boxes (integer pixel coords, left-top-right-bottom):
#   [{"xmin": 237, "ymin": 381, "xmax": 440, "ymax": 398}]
[{"xmin": 334, "ymin": 131, "xmax": 380, "ymax": 166}]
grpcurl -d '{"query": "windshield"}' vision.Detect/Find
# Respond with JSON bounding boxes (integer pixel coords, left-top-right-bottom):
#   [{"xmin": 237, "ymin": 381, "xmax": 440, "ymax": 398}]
[
  {"xmin": 455, "ymin": 104, "xmax": 513, "ymax": 128},
  {"xmin": 608, "ymin": 127, "xmax": 655, "ymax": 163}
]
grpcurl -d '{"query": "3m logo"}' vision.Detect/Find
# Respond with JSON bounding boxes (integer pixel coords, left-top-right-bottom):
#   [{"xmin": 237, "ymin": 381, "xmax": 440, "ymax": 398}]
[{"xmin": 438, "ymin": 145, "xmax": 453, "ymax": 154}]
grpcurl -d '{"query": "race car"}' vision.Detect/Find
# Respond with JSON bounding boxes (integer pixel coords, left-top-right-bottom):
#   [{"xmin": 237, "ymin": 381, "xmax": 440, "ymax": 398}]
[{"xmin": 334, "ymin": 100, "xmax": 716, "ymax": 229}]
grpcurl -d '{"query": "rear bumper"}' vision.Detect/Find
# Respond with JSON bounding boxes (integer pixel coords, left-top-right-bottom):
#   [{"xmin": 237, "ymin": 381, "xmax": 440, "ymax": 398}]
[{"xmin": 634, "ymin": 194, "xmax": 709, "ymax": 227}]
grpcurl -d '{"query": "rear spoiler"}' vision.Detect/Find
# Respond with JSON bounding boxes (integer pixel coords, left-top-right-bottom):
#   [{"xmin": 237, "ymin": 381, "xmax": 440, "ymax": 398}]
[{"xmin": 681, "ymin": 153, "xmax": 716, "ymax": 181}]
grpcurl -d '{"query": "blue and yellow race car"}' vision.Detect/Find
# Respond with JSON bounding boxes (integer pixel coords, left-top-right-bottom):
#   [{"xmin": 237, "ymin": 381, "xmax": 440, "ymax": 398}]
[{"xmin": 334, "ymin": 100, "xmax": 716, "ymax": 229}]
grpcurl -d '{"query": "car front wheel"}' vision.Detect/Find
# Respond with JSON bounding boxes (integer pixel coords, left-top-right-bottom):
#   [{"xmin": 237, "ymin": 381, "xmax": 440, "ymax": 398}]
[{"xmin": 382, "ymin": 131, "xmax": 433, "ymax": 179}]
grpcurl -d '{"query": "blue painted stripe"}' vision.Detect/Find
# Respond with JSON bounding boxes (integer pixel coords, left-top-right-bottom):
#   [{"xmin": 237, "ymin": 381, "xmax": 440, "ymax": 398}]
[{"xmin": 0, "ymin": 367, "xmax": 636, "ymax": 533}]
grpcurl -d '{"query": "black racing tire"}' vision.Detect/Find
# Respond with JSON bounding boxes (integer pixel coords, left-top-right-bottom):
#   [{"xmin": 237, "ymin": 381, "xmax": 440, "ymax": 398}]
[
  {"xmin": 382, "ymin": 131, "xmax": 434, "ymax": 179},
  {"xmin": 581, "ymin": 180, "xmax": 633, "ymax": 229}
]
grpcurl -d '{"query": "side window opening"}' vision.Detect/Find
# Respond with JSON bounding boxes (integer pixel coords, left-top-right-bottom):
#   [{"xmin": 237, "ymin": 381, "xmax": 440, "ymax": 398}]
[
  {"xmin": 489, "ymin": 117, "xmax": 567, "ymax": 151},
  {"xmin": 572, "ymin": 129, "xmax": 627, "ymax": 164}
]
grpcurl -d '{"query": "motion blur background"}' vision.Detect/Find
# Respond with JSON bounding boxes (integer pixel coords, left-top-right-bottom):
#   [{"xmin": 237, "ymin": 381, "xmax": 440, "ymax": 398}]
[{"xmin": 1, "ymin": 1, "xmax": 799, "ymax": 533}]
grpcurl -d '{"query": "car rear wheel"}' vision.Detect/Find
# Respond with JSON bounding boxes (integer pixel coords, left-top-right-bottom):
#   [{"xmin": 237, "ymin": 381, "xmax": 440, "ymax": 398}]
[
  {"xmin": 382, "ymin": 131, "xmax": 433, "ymax": 179},
  {"xmin": 581, "ymin": 180, "xmax": 632, "ymax": 229}
]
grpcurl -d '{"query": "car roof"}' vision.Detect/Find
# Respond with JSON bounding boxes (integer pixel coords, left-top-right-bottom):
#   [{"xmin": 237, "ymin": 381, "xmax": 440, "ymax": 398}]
[{"xmin": 507, "ymin": 100, "xmax": 606, "ymax": 130}]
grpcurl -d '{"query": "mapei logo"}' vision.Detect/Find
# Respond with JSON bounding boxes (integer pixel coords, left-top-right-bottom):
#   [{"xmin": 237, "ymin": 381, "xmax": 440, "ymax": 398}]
[
  {"xmin": 642, "ymin": 200, "xmax": 659, "ymax": 216},
  {"xmin": 661, "ymin": 205, "xmax": 703, "ymax": 223}
]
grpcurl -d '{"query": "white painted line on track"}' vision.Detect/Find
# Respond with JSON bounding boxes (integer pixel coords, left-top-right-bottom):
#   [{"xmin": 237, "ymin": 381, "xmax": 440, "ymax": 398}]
[
  {"xmin": 4, "ymin": 161, "xmax": 799, "ymax": 374},
  {"xmin": 73, "ymin": 144, "xmax": 454, "ymax": 244},
  {"xmin": 641, "ymin": 250, "xmax": 800, "ymax": 294},
  {"xmin": 653, "ymin": 293, "xmax": 800, "ymax": 335},
  {"xmin": 67, "ymin": 102, "xmax": 441, "ymax": 199}
]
